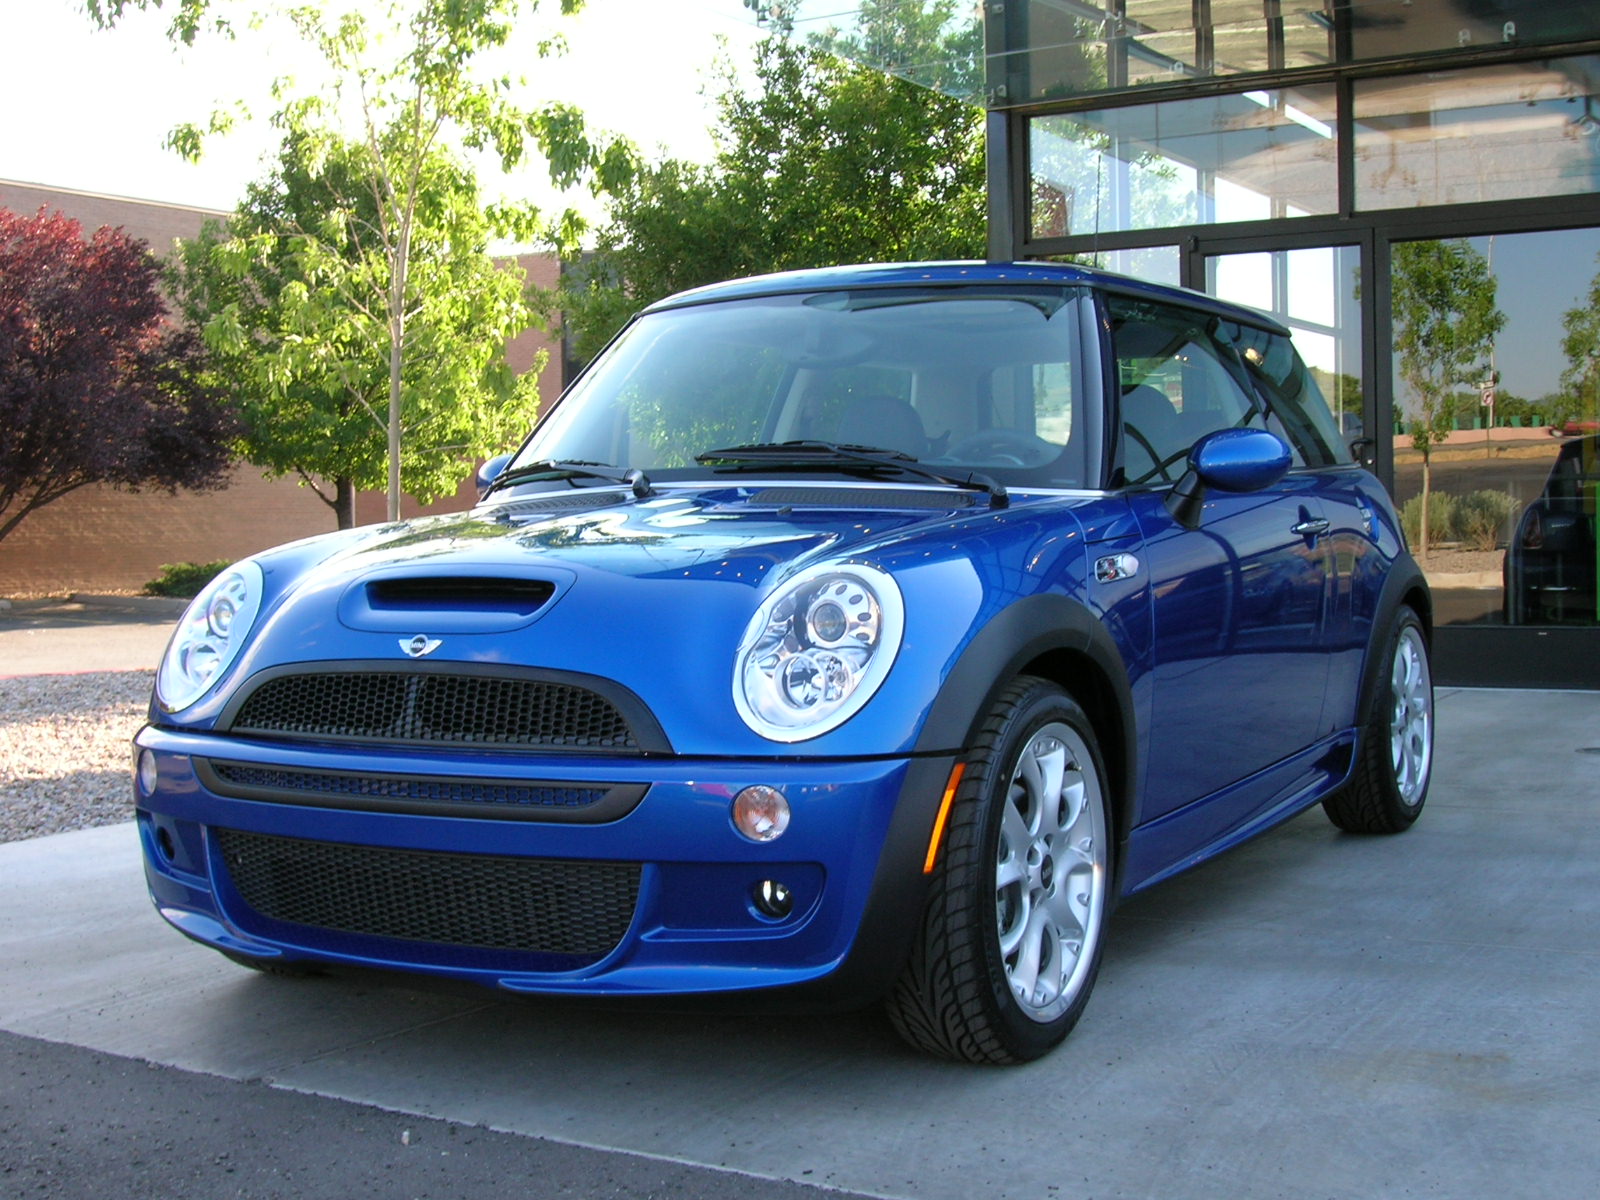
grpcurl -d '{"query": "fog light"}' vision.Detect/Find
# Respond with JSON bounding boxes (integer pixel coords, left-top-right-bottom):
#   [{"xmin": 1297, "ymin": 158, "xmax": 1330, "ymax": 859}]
[
  {"xmin": 753, "ymin": 879, "xmax": 794, "ymax": 919},
  {"xmin": 136, "ymin": 749, "xmax": 158, "ymax": 794},
  {"xmin": 731, "ymin": 785, "xmax": 790, "ymax": 842}
]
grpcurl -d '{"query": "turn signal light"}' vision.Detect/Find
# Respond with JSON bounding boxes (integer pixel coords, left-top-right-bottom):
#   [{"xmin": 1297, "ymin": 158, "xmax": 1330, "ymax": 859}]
[{"xmin": 732, "ymin": 785, "xmax": 790, "ymax": 842}]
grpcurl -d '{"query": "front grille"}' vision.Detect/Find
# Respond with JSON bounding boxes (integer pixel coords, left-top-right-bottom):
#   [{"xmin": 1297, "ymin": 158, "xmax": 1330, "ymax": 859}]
[
  {"xmin": 227, "ymin": 671, "xmax": 640, "ymax": 751},
  {"xmin": 206, "ymin": 761, "xmax": 612, "ymax": 812},
  {"xmin": 214, "ymin": 828, "xmax": 640, "ymax": 959}
]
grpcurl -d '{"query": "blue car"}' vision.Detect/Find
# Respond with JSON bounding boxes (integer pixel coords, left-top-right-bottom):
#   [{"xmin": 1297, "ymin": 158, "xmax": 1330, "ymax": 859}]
[{"xmin": 136, "ymin": 262, "xmax": 1433, "ymax": 1063}]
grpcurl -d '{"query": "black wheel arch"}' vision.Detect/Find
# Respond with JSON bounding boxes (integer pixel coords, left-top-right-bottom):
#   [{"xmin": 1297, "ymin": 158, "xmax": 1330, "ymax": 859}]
[
  {"xmin": 914, "ymin": 594, "xmax": 1139, "ymax": 863},
  {"xmin": 1355, "ymin": 555, "xmax": 1433, "ymax": 727},
  {"xmin": 793, "ymin": 597, "xmax": 1137, "ymax": 1012}
]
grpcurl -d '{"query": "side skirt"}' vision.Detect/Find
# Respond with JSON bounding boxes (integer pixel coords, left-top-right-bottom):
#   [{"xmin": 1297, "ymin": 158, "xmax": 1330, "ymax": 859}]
[{"xmin": 1121, "ymin": 730, "xmax": 1357, "ymax": 895}]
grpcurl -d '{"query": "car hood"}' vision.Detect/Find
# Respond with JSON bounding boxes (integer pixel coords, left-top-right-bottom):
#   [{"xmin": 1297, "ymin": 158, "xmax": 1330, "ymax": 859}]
[
  {"xmin": 288, "ymin": 485, "xmax": 957, "ymax": 585},
  {"xmin": 168, "ymin": 484, "xmax": 1100, "ymax": 757}
]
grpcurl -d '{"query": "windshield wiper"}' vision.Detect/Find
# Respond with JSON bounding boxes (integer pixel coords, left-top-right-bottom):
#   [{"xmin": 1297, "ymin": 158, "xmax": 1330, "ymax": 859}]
[
  {"xmin": 696, "ymin": 441, "xmax": 1008, "ymax": 509},
  {"xmin": 484, "ymin": 460, "xmax": 652, "ymax": 500}
]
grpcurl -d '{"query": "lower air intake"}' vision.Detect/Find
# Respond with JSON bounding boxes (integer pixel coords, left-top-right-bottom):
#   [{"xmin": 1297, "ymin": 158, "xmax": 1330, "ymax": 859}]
[{"xmin": 214, "ymin": 828, "xmax": 640, "ymax": 959}]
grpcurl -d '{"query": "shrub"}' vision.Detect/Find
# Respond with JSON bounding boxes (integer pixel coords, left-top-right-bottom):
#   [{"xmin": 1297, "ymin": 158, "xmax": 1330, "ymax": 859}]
[
  {"xmin": 143, "ymin": 560, "xmax": 232, "ymax": 598},
  {"xmin": 1400, "ymin": 492, "xmax": 1458, "ymax": 548},
  {"xmin": 1455, "ymin": 490, "xmax": 1519, "ymax": 552}
]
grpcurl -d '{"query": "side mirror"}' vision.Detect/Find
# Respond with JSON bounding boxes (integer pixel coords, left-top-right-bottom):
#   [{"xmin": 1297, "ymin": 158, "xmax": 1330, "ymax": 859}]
[
  {"xmin": 475, "ymin": 453, "xmax": 512, "ymax": 495},
  {"xmin": 1165, "ymin": 429, "xmax": 1292, "ymax": 529}
]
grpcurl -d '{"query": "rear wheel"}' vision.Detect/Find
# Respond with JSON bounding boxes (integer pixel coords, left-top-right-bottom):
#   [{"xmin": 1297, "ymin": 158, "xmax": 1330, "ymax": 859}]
[
  {"xmin": 887, "ymin": 678, "xmax": 1113, "ymax": 1063},
  {"xmin": 1324, "ymin": 608, "xmax": 1433, "ymax": 834}
]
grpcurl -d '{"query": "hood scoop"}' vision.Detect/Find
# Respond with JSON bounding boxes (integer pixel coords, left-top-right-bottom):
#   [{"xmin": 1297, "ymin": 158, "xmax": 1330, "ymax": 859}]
[
  {"xmin": 369, "ymin": 576, "xmax": 554, "ymax": 614},
  {"xmin": 338, "ymin": 567, "xmax": 574, "ymax": 634}
]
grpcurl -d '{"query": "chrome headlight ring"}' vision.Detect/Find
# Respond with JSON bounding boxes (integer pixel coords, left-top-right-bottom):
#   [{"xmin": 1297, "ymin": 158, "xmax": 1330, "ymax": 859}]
[
  {"xmin": 733, "ymin": 562, "xmax": 904, "ymax": 742},
  {"xmin": 156, "ymin": 559, "xmax": 265, "ymax": 713}
]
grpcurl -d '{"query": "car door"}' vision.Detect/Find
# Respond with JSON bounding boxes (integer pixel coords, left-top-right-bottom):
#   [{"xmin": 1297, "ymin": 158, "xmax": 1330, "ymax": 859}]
[
  {"xmin": 1216, "ymin": 314, "xmax": 1384, "ymax": 738},
  {"xmin": 1108, "ymin": 296, "xmax": 1331, "ymax": 821}
]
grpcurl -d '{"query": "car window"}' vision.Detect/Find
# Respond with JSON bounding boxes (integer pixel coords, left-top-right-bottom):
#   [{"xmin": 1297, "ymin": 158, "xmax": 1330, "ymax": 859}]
[
  {"xmin": 1108, "ymin": 297, "xmax": 1266, "ymax": 486},
  {"xmin": 522, "ymin": 288, "xmax": 1094, "ymax": 488},
  {"xmin": 1217, "ymin": 319, "xmax": 1351, "ymax": 467},
  {"xmin": 775, "ymin": 365, "xmax": 923, "ymax": 456}
]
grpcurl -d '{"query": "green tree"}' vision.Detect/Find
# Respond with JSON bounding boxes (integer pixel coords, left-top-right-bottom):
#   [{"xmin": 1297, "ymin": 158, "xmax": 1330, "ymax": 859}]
[
  {"xmin": 1391, "ymin": 239, "xmax": 1504, "ymax": 556},
  {"xmin": 87, "ymin": 0, "xmax": 224, "ymax": 44},
  {"xmin": 1558, "ymin": 250, "xmax": 1600, "ymax": 434},
  {"xmin": 170, "ymin": 134, "xmax": 539, "ymax": 528},
  {"xmin": 90, "ymin": 0, "xmax": 631, "ymax": 525},
  {"xmin": 807, "ymin": 0, "xmax": 984, "ymax": 100},
  {"xmin": 554, "ymin": 0, "xmax": 986, "ymax": 361}
]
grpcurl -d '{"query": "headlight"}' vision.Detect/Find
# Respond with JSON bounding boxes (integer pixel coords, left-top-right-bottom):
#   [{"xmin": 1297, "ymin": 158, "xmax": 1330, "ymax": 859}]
[
  {"xmin": 733, "ymin": 563, "xmax": 904, "ymax": 742},
  {"xmin": 157, "ymin": 560, "xmax": 265, "ymax": 712}
]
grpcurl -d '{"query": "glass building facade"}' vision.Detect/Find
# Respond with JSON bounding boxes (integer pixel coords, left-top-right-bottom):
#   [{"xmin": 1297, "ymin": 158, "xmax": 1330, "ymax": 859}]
[
  {"xmin": 972, "ymin": 1, "xmax": 1600, "ymax": 686},
  {"xmin": 776, "ymin": 0, "xmax": 1599, "ymax": 683}
]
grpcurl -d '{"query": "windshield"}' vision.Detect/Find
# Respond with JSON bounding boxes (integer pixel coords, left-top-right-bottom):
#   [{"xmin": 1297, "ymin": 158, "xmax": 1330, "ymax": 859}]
[{"xmin": 516, "ymin": 287, "xmax": 1094, "ymax": 489}]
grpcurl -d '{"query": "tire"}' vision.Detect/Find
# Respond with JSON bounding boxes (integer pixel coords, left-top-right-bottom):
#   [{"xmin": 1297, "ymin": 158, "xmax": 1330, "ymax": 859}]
[
  {"xmin": 1323, "ymin": 608, "xmax": 1433, "ymax": 834},
  {"xmin": 887, "ymin": 678, "xmax": 1113, "ymax": 1064}
]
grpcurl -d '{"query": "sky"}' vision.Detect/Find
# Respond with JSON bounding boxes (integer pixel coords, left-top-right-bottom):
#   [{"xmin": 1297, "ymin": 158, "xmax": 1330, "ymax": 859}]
[{"xmin": 1, "ymin": 0, "xmax": 764, "ymax": 219}]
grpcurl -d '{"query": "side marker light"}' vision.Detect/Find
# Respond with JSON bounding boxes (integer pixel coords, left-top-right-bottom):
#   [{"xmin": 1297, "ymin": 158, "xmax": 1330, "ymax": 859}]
[{"xmin": 922, "ymin": 762, "xmax": 967, "ymax": 874}]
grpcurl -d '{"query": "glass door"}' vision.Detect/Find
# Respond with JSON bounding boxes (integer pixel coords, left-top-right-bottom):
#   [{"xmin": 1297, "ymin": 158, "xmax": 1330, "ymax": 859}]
[{"xmin": 1387, "ymin": 229, "xmax": 1600, "ymax": 630}]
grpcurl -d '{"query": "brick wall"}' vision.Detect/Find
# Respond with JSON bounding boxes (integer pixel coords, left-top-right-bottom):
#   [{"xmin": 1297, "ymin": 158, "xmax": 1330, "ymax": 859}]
[
  {"xmin": 0, "ymin": 179, "xmax": 223, "ymax": 254},
  {"xmin": 1, "ymin": 469, "xmax": 336, "ymax": 595},
  {"xmin": 0, "ymin": 182, "xmax": 565, "ymax": 595}
]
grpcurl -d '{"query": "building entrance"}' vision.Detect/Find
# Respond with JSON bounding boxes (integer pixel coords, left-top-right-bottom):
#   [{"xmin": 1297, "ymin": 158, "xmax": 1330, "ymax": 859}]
[{"xmin": 1386, "ymin": 228, "xmax": 1600, "ymax": 637}]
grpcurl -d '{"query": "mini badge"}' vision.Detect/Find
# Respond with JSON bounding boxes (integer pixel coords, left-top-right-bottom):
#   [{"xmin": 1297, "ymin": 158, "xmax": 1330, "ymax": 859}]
[{"xmin": 401, "ymin": 634, "xmax": 443, "ymax": 658}]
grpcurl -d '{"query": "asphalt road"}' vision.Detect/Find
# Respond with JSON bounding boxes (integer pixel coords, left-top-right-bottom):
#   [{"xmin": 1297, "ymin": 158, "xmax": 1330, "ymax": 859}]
[
  {"xmin": 1390, "ymin": 441, "xmax": 1560, "ymax": 504},
  {"xmin": 0, "ymin": 1030, "xmax": 858, "ymax": 1200},
  {"xmin": 0, "ymin": 596, "xmax": 182, "ymax": 676}
]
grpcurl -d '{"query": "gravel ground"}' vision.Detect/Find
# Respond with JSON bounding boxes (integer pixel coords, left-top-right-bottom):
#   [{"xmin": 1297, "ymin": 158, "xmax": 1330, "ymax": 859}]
[
  {"xmin": 0, "ymin": 672, "xmax": 151, "ymax": 843},
  {"xmin": 1418, "ymin": 547, "xmax": 1503, "ymax": 575}
]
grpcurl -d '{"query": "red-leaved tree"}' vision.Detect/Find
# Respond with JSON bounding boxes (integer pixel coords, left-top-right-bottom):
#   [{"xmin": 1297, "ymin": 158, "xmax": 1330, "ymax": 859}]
[{"xmin": 0, "ymin": 207, "xmax": 237, "ymax": 545}]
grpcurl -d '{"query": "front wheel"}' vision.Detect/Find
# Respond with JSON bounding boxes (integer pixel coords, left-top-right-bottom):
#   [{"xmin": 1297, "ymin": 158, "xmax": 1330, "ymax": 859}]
[
  {"xmin": 887, "ymin": 678, "xmax": 1113, "ymax": 1063},
  {"xmin": 1324, "ymin": 608, "xmax": 1433, "ymax": 834}
]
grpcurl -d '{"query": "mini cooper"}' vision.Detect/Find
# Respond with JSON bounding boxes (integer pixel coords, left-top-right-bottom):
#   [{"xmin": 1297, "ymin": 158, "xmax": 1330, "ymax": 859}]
[{"xmin": 136, "ymin": 262, "xmax": 1434, "ymax": 1063}]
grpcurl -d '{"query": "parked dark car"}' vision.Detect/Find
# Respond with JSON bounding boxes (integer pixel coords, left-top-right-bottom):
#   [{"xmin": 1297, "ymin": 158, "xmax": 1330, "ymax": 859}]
[
  {"xmin": 136, "ymin": 262, "xmax": 1434, "ymax": 1063},
  {"xmin": 1505, "ymin": 435, "xmax": 1598, "ymax": 625}
]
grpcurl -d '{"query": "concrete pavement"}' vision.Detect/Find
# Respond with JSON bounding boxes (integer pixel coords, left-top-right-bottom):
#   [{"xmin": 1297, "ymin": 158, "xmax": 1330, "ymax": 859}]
[{"xmin": 3, "ymin": 686, "xmax": 1598, "ymax": 1198}]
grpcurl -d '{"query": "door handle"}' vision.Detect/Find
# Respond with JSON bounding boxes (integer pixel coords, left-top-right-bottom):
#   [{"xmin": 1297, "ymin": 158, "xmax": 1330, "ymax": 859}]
[{"xmin": 1291, "ymin": 517, "xmax": 1331, "ymax": 538}]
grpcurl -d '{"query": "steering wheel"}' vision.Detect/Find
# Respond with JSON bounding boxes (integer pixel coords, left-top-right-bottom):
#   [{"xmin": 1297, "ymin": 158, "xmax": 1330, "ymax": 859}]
[{"xmin": 944, "ymin": 428, "xmax": 1055, "ymax": 467}]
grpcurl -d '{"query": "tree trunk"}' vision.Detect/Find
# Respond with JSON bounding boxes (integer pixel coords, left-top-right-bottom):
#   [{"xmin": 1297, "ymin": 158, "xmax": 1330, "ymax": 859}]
[
  {"xmin": 386, "ymin": 210, "xmax": 412, "ymax": 524},
  {"xmin": 1419, "ymin": 447, "xmax": 1431, "ymax": 563},
  {"xmin": 335, "ymin": 476, "xmax": 357, "ymax": 530},
  {"xmin": 387, "ymin": 333, "xmax": 403, "ymax": 523}
]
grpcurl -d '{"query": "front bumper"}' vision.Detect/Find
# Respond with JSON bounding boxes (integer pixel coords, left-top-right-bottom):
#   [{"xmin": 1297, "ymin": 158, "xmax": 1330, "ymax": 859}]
[{"xmin": 134, "ymin": 725, "xmax": 953, "ymax": 1002}]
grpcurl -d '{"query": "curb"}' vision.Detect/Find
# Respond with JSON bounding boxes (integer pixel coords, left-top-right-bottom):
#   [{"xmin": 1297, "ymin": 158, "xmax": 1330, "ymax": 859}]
[{"xmin": 67, "ymin": 593, "xmax": 191, "ymax": 615}]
